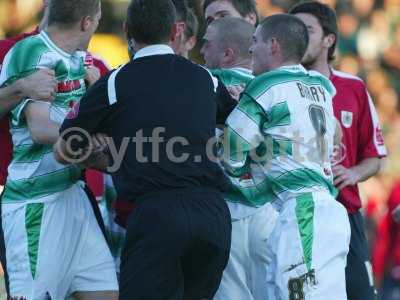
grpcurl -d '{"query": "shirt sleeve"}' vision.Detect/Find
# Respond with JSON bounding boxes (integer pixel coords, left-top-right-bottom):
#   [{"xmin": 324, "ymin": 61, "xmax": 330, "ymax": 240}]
[
  {"xmin": 358, "ymin": 87, "xmax": 387, "ymax": 160},
  {"xmin": 221, "ymin": 92, "xmax": 268, "ymax": 177},
  {"xmin": 59, "ymin": 71, "xmax": 117, "ymax": 150}
]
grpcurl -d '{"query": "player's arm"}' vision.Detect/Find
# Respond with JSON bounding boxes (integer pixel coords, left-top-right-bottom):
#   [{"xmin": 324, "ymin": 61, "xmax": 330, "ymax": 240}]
[
  {"xmin": 0, "ymin": 69, "xmax": 57, "ymax": 118},
  {"xmin": 54, "ymin": 72, "xmax": 115, "ymax": 167},
  {"xmin": 25, "ymin": 101, "xmax": 60, "ymax": 145},
  {"xmin": 333, "ymin": 88, "xmax": 386, "ymax": 190},
  {"xmin": 221, "ymin": 93, "xmax": 267, "ymax": 177}
]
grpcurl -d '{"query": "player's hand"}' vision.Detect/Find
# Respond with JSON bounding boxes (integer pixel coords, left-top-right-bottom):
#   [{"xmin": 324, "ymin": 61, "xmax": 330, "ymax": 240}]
[
  {"xmin": 19, "ymin": 69, "xmax": 57, "ymax": 101},
  {"xmin": 227, "ymin": 85, "xmax": 244, "ymax": 101},
  {"xmin": 81, "ymin": 133, "xmax": 110, "ymax": 169},
  {"xmin": 85, "ymin": 65, "xmax": 101, "ymax": 87},
  {"xmin": 332, "ymin": 164, "xmax": 360, "ymax": 190},
  {"xmin": 91, "ymin": 133, "xmax": 110, "ymax": 152}
]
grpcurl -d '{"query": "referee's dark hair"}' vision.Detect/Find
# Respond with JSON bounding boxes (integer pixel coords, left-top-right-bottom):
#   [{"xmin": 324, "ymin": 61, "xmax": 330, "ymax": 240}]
[
  {"xmin": 126, "ymin": 0, "xmax": 177, "ymax": 44},
  {"xmin": 289, "ymin": 1, "xmax": 337, "ymax": 62},
  {"xmin": 48, "ymin": 0, "xmax": 100, "ymax": 27},
  {"xmin": 259, "ymin": 14, "xmax": 309, "ymax": 63},
  {"xmin": 203, "ymin": 0, "xmax": 258, "ymax": 25}
]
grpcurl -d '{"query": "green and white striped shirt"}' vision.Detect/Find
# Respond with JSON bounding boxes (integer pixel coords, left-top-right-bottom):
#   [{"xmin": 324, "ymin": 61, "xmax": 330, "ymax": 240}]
[
  {"xmin": 211, "ymin": 67, "xmax": 254, "ymax": 89},
  {"xmin": 0, "ymin": 31, "xmax": 86, "ymax": 208},
  {"xmin": 221, "ymin": 64, "xmax": 338, "ymax": 209}
]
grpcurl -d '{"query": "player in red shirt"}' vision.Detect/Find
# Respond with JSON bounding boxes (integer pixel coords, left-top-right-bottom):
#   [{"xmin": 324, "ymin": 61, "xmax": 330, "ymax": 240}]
[{"xmin": 290, "ymin": 2, "xmax": 387, "ymax": 299}]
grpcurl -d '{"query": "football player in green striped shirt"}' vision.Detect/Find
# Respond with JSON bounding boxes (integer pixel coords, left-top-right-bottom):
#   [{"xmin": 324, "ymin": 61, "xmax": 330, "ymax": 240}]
[
  {"xmin": 221, "ymin": 14, "xmax": 350, "ymax": 299},
  {"xmin": 202, "ymin": 17, "xmax": 278, "ymax": 300},
  {"xmin": 201, "ymin": 17, "xmax": 254, "ymax": 92},
  {"xmin": 0, "ymin": 1, "xmax": 118, "ymax": 299}
]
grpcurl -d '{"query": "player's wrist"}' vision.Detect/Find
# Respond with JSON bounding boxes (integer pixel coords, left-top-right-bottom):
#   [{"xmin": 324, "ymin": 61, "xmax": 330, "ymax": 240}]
[{"xmin": 14, "ymin": 78, "xmax": 29, "ymax": 98}]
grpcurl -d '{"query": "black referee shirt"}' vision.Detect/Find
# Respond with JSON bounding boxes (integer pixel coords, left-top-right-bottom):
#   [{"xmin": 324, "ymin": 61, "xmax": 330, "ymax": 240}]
[{"xmin": 60, "ymin": 45, "xmax": 230, "ymax": 201}]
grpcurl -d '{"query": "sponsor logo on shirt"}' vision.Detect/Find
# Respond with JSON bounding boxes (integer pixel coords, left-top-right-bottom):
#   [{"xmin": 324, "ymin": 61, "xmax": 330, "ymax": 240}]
[
  {"xmin": 341, "ymin": 111, "xmax": 353, "ymax": 128},
  {"xmin": 57, "ymin": 79, "xmax": 82, "ymax": 94}
]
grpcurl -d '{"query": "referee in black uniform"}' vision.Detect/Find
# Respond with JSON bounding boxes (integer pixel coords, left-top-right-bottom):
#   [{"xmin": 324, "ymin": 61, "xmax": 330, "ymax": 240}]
[{"xmin": 54, "ymin": 0, "xmax": 232, "ymax": 299}]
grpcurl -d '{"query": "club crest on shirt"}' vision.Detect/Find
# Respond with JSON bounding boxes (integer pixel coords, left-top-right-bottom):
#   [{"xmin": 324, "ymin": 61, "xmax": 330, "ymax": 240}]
[{"xmin": 341, "ymin": 111, "xmax": 353, "ymax": 128}]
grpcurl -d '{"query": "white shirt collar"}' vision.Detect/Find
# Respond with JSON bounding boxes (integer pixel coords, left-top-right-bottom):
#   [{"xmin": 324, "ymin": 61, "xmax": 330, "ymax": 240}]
[
  {"xmin": 133, "ymin": 44, "xmax": 174, "ymax": 60},
  {"xmin": 230, "ymin": 67, "xmax": 253, "ymax": 75},
  {"xmin": 277, "ymin": 64, "xmax": 307, "ymax": 73}
]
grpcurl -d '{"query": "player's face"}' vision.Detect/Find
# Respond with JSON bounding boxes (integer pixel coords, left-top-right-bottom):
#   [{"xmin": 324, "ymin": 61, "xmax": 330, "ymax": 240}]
[
  {"xmin": 200, "ymin": 25, "xmax": 223, "ymax": 69},
  {"xmin": 89, "ymin": 4, "xmax": 102, "ymax": 36},
  {"xmin": 249, "ymin": 26, "xmax": 271, "ymax": 75},
  {"xmin": 295, "ymin": 13, "xmax": 325, "ymax": 66},
  {"xmin": 205, "ymin": 0, "xmax": 242, "ymax": 26}
]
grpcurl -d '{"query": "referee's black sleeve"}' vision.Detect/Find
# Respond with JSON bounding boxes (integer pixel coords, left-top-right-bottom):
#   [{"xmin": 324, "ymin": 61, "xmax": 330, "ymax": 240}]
[
  {"xmin": 60, "ymin": 71, "xmax": 115, "ymax": 150},
  {"xmin": 215, "ymin": 79, "xmax": 237, "ymax": 125}
]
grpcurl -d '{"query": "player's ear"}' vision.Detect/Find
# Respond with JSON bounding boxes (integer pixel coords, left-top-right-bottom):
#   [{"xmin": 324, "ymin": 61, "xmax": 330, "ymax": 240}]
[
  {"xmin": 81, "ymin": 15, "xmax": 91, "ymax": 32},
  {"xmin": 270, "ymin": 37, "xmax": 280, "ymax": 56},
  {"xmin": 323, "ymin": 33, "xmax": 336, "ymax": 49},
  {"xmin": 224, "ymin": 48, "xmax": 235, "ymax": 65},
  {"xmin": 245, "ymin": 13, "xmax": 258, "ymax": 26}
]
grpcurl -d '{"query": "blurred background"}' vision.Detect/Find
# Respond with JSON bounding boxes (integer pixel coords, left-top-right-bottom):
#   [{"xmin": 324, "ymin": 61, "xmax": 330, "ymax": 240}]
[{"xmin": 1, "ymin": 0, "xmax": 400, "ymax": 299}]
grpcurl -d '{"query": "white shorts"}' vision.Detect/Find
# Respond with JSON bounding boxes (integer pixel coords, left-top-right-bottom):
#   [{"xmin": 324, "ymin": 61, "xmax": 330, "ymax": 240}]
[
  {"xmin": 214, "ymin": 203, "xmax": 278, "ymax": 300},
  {"xmin": 266, "ymin": 191, "xmax": 350, "ymax": 300},
  {"xmin": 2, "ymin": 184, "xmax": 118, "ymax": 300}
]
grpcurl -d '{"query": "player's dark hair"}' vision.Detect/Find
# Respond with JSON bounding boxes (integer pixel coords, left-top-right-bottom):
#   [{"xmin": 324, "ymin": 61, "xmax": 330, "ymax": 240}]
[
  {"xmin": 289, "ymin": 1, "xmax": 337, "ymax": 62},
  {"xmin": 171, "ymin": 0, "xmax": 188, "ymax": 22},
  {"xmin": 259, "ymin": 14, "xmax": 309, "ymax": 63},
  {"xmin": 185, "ymin": 8, "xmax": 199, "ymax": 39},
  {"xmin": 126, "ymin": 0, "xmax": 177, "ymax": 44},
  {"xmin": 48, "ymin": 0, "xmax": 100, "ymax": 27},
  {"xmin": 203, "ymin": 0, "xmax": 259, "ymax": 25}
]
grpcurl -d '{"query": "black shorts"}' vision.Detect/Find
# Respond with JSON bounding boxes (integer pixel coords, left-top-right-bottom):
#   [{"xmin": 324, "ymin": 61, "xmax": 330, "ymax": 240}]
[
  {"xmin": 119, "ymin": 187, "xmax": 231, "ymax": 300},
  {"xmin": 346, "ymin": 211, "xmax": 377, "ymax": 300}
]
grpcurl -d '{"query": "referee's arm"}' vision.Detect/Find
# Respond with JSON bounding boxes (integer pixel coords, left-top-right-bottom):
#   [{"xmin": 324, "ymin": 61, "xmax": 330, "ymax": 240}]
[{"xmin": 54, "ymin": 71, "xmax": 116, "ymax": 165}]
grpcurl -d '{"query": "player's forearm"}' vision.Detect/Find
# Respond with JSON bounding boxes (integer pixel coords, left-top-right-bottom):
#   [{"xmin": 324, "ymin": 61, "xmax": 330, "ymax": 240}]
[
  {"xmin": 351, "ymin": 157, "xmax": 382, "ymax": 183},
  {"xmin": 0, "ymin": 82, "xmax": 26, "ymax": 118},
  {"xmin": 29, "ymin": 121, "xmax": 60, "ymax": 145}
]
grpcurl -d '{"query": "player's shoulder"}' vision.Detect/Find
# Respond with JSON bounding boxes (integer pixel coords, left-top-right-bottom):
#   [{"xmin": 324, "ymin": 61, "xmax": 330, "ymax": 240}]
[
  {"xmin": 0, "ymin": 29, "xmax": 40, "ymax": 62},
  {"xmin": 244, "ymin": 68, "xmax": 307, "ymax": 98},
  {"xmin": 7, "ymin": 34, "xmax": 47, "ymax": 59},
  {"xmin": 211, "ymin": 68, "xmax": 254, "ymax": 86},
  {"xmin": 331, "ymin": 69, "xmax": 366, "ymax": 90}
]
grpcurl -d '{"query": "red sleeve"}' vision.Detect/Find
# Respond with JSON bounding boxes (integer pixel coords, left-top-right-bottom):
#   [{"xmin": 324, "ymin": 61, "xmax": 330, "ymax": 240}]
[
  {"xmin": 85, "ymin": 169, "xmax": 105, "ymax": 199},
  {"xmin": 93, "ymin": 57, "xmax": 110, "ymax": 77},
  {"xmin": 357, "ymin": 85, "xmax": 387, "ymax": 160},
  {"xmin": 0, "ymin": 39, "xmax": 16, "ymax": 63}
]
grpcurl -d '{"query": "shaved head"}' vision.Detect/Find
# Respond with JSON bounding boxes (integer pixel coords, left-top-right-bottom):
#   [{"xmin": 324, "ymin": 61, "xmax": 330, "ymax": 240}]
[{"xmin": 210, "ymin": 17, "xmax": 254, "ymax": 60}]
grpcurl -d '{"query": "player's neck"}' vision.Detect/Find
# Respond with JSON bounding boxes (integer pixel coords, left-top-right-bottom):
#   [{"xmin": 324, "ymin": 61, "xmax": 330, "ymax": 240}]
[
  {"xmin": 45, "ymin": 26, "xmax": 84, "ymax": 54},
  {"xmin": 305, "ymin": 59, "xmax": 331, "ymax": 78},
  {"xmin": 225, "ymin": 58, "xmax": 252, "ymax": 71}
]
